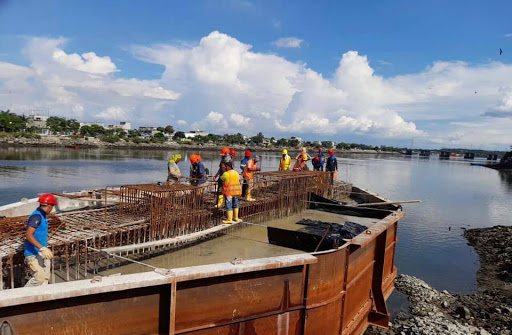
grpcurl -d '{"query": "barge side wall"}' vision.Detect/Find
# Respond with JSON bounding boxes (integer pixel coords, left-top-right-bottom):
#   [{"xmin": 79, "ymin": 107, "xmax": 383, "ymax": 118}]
[{"xmin": 0, "ymin": 214, "xmax": 403, "ymax": 335}]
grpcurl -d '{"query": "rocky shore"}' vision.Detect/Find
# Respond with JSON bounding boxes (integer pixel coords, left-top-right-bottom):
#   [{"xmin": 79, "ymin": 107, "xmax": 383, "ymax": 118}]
[
  {"xmin": 0, "ymin": 135, "xmax": 398, "ymax": 154},
  {"xmin": 367, "ymin": 225, "xmax": 512, "ymax": 335}
]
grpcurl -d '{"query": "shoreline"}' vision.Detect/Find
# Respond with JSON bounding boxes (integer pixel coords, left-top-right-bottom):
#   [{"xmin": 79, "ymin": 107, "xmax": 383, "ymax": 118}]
[
  {"xmin": 367, "ymin": 225, "xmax": 512, "ymax": 335},
  {"xmin": 0, "ymin": 135, "xmax": 400, "ymax": 154}
]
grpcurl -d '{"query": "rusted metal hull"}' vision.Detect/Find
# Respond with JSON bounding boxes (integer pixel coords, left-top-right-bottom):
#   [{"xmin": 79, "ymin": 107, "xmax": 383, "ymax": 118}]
[{"xmin": 0, "ymin": 209, "xmax": 402, "ymax": 335}]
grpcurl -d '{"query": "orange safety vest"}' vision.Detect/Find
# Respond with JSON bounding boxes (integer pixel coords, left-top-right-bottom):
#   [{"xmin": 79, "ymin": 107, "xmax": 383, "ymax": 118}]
[
  {"xmin": 293, "ymin": 158, "xmax": 307, "ymax": 172},
  {"xmin": 222, "ymin": 170, "xmax": 242, "ymax": 196},
  {"xmin": 243, "ymin": 159, "xmax": 258, "ymax": 179},
  {"xmin": 279, "ymin": 155, "xmax": 292, "ymax": 171}
]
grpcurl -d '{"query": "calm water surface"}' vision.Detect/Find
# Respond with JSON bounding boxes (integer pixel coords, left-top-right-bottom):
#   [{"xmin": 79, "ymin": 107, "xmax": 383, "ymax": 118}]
[{"xmin": 1, "ymin": 147, "xmax": 510, "ymax": 294}]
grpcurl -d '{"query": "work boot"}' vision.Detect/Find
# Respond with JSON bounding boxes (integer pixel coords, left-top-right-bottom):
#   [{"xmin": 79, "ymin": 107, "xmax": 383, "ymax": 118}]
[
  {"xmin": 233, "ymin": 208, "xmax": 242, "ymax": 223},
  {"xmin": 215, "ymin": 194, "xmax": 225, "ymax": 208},
  {"xmin": 246, "ymin": 190, "xmax": 256, "ymax": 202},
  {"xmin": 223, "ymin": 210, "xmax": 234, "ymax": 224}
]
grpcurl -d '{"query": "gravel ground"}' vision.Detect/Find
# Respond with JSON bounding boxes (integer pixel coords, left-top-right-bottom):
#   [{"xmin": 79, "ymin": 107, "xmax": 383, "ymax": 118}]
[{"xmin": 366, "ymin": 225, "xmax": 512, "ymax": 335}]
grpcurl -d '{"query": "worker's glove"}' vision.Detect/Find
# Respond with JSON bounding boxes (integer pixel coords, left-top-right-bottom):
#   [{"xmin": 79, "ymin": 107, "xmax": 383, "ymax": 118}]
[{"xmin": 39, "ymin": 247, "xmax": 54, "ymax": 260}]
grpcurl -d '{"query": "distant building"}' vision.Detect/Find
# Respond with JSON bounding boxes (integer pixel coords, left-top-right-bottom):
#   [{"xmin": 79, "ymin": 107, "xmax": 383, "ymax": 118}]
[
  {"xmin": 26, "ymin": 115, "xmax": 50, "ymax": 135},
  {"xmin": 107, "ymin": 121, "xmax": 131, "ymax": 131},
  {"xmin": 184, "ymin": 130, "xmax": 209, "ymax": 138}
]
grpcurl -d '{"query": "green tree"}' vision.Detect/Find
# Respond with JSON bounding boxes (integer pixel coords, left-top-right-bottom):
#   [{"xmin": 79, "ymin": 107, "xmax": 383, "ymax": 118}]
[
  {"xmin": 276, "ymin": 138, "xmax": 289, "ymax": 147},
  {"xmin": 173, "ymin": 131, "xmax": 185, "ymax": 140},
  {"xmin": 157, "ymin": 127, "xmax": 165, "ymax": 132},
  {"xmin": 46, "ymin": 116, "xmax": 68, "ymax": 134},
  {"xmin": 321, "ymin": 141, "xmax": 334, "ymax": 149},
  {"xmin": 164, "ymin": 125, "xmax": 174, "ymax": 134},
  {"xmin": 289, "ymin": 139, "xmax": 300, "ymax": 148},
  {"xmin": 67, "ymin": 119, "xmax": 80, "ymax": 133},
  {"xmin": 251, "ymin": 132, "xmax": 264, "ymax": 145},
  {"xmin": 0, "ymin": 110, "xmax": 26, "ymax": 132}
]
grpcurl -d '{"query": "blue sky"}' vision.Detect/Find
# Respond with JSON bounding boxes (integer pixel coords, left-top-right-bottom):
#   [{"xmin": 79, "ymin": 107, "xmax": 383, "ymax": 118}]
[{"xmin": 1, "ymin": 0, "xmax": 511, "ymax": 149}]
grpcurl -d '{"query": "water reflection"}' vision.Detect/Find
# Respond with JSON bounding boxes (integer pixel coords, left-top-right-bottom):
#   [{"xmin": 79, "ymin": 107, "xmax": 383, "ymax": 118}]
[{"xmin": 499, "ymin": 171, "xmax": 512, "ymax": 193}]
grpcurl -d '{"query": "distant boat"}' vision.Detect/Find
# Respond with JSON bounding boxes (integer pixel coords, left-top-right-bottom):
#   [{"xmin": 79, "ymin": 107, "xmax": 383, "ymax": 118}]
[
  {"xmin": 65, "ymin": 145, "xmax": 79, "ymax": 150},
  {"xmin": 470, "ymin": 162, "xmax": 485, "ymax": 166},
  {"xmin": 450, "ymin": 153, "xmax": 462, "ymax": 158}
]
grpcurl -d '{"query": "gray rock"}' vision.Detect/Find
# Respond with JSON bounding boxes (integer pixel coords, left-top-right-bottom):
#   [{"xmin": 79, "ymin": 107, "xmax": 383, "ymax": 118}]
[{"xmin": 441, "ymin": 301, "xmax": 450, "ymax": 308}]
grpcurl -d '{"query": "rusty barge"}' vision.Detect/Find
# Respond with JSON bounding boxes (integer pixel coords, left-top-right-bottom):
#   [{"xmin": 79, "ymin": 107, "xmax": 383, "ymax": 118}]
[{"xmin": 0, "ymin": 171, "xmax": 404, "ymax": 335}]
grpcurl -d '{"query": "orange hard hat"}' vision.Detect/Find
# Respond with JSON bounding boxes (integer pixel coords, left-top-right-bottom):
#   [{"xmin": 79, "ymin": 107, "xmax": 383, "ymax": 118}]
[
  {"xmin": 196, "ymin": 155, "xmax": 203, "ymax": 161},
  {"xmin": 319, "ymin": 147, "xmax": 324, "ymax": 151},
  {"xmin": 230, "ymin": 149, "xmax": 236, "ymax": 158},
  {"xmin": 221, "ymin": 147, "xmax": 230, "ymax": 155},
  {"xmin": 189, "ymin": 154, "xmax": 198, "ymax": 164},
  {"xmin": 38, "ymin": 193, "xmax": 57, "ymax": 205}
]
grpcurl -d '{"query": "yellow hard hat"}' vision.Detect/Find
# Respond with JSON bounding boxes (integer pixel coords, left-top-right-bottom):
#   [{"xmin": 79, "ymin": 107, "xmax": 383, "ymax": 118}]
[
  {"xmin": 171, "ymin": 154, "xmax": 182, "ymax": 162},
  {"xmin": 282, "ymin": 149, "xmax": 288, "ymax": 155}
]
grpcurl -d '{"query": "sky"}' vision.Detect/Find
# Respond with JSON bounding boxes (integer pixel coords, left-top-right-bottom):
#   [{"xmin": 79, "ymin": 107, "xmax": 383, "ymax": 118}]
[{"xmin": 0, "ymin": 0, "xmax": 511, "ymax": 150}]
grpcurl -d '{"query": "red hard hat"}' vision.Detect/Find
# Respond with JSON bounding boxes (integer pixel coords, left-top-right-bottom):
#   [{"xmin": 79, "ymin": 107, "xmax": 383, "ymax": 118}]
[
  {"xmin": 221, "ymin": 147, "xmax": 230, "ymax": 155},
  {"xmin": 313, "ymin": 156, "xmax": 320, "ymax": 162},
  {"xmin": 38, "ymin": 193, "xmax": 57, "ymax": 205},
  {"xmin": 245, "ymin": 149, "xmax": 251, "ymax": 157},
  {"xmin": 329, "ymin": 149, "xmax": 335, "ymax": 156},
  {"xmin": 230, "ymin": 149, "xmax": 237, "ymax": 158}
]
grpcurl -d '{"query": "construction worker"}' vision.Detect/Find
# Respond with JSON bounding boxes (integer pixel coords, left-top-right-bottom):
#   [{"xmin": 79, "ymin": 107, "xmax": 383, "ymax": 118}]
[
  {"xmin": 24, "ymin": 193, "xmax": 57, "ymax": 287},
  {"xmin": 318, "ymin": 147, "xmax": 325, "ymax": 171},
  {"xmin": 279, "ymin": 149, "xmax": 292, "ymax": 171},
  {"xmin": 296, "ymin": 147, "xmax": 311, "ymax": 160},
  {"xmin": 213, "ymin": 147, "xmax": 232, "ymax": 208},
  {"xmin": 240, "ymin": 149, "xmax": 251, "ymax": 197},
  {"xmin": 293, "ymin": 153, "xmax": 309, "ymax": 172},
  {"xmin": 220, "ymin": 160, "xmax": 242, "ymax": 224},
  {"xmin": 326, "ymin": 149, "xmax": 338, "ymax": 183},
  {"xmin": 243, "ymin": 155, "xmax": 261, "ymax": 201},
  {"xmin": 189, "ymin": 154, "xmax": 206, "ymax": 186},
  {"xmin": 167, "ymin": 154, "xmax": 184, "ymax": 182},
  {"xmin": 312, "ymin": 156, "xmax": 321, "ymax": 171}
]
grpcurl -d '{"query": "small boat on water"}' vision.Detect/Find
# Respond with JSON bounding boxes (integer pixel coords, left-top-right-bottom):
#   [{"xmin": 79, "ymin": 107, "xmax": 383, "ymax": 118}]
[
  {"xmin": 0, "ymin": 171, "xmax": 404, "ymax": 335},
  {"xmin": 64, "ymin": 145, "xmax": 79, "ymax": 150}
]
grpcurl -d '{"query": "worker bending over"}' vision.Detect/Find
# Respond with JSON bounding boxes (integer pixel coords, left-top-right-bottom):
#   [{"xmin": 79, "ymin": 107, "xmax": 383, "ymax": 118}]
[
  {"xmin": 243, "ymin": 155, "xmax": 261, "ymax": 201},
  {"xmin": 189, "ymin": 154, "xmax": 206, "ymax": 186},
  {"xmin": 293, "ymin": 153, "xmax": 309, "ymax": 172},
  {"xmin": 24, "ymin": 194, "xmax": 57, "ymax": 287},
  {"xmin": 220, "ymin": 160, "xmax": 242, "ymax": 224},
  {"xmin": 279, "ymin": 149, "xmax": 292, "ymax": 171},
  {"xmin": 167, "ymin": 154, "xmax": 185, "ymax": 182},
  {"xmin": 214, "ymin": 147, "xmax": 232, "ymax": 208},
  {"xmin": 312, "ymin": 156, "xmax": 321, "ymax": 171},
  {"xmin": 240, "ymin": 149, "xmax": 251, "ymax": 197},
  {"xmin": 326, "ymin": 149, "xmax": 338, "ymax": 183}
]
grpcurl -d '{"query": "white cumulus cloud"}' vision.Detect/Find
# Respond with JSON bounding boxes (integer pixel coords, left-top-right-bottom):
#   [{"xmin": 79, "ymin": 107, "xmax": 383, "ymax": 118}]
[{"xmin": 230, "ymin": 113, "xmax": 250, "ymax": 126}]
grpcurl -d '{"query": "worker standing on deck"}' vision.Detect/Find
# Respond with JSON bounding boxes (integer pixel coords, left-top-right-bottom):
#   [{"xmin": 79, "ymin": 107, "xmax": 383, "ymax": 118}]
[
  {"xmin": 243, "ymin": 155, "xmax": 261, "ymax": 201},
  {"xmin": 318, "ymin": 147, "xmax": 325, "ymax": 171},
  {"xmin": 24, "ymin": 194, "xmax": 56, "ymax": 287},
  {"xmin": 296, "ymin": 147, "xmax": 311, "ymax": 160},
  {"xmin": 167, "ymin": 154, "xmax": 185, "ymax": 182},
  {"xmin": 220, "ymin": 160, "xmax": 242, "ymax": 224},
  {"xmin": 293, "ymin": 153, "xmax": 309, "ymax": 172},
  {"xmin": 240, "ymin": 149, "xmax": 251, "ymax": 197},
  {"xmin": 312, "ymin": 156, "xmax": 321, "ymax": 171},
  {"xmin": 214, "ymin": 147, "xmax": 232, "ymax": 208},
  {"xmin": 326, "ymin": 149, "xmax": 338, "ymax": 183},
  {"xmin": 278, "ymin": 149, "xmax": 292, "ymax": 171},
  {"xmin": 189, "ymin": 154, "xmax": 206, "ymax": 186}
]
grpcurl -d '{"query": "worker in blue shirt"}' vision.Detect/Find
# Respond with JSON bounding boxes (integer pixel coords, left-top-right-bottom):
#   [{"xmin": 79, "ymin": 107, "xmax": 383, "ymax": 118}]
[
  {"xmin": 240, "ymin": 149, "xmax": 251, "ymax": 197},
  {"xmin": 318, "ymin": 147, "xmax": 325, "ymax": 171},
  {"xmin": 24, "ymin": 193, "xmax": 57, "ymax": 287}
]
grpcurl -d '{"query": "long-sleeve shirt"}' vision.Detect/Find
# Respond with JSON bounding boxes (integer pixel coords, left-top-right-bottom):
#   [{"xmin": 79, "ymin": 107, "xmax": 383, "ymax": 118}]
[{"xmin": 326, "ymin": 156, "xmax": 338, "ymax": 172}]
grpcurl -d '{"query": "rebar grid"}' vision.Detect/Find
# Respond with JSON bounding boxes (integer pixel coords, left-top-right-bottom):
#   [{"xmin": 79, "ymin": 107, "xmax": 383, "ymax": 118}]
[{"xmin": 1, "ymin": 172, "xmax": 351, "ymax": 289}]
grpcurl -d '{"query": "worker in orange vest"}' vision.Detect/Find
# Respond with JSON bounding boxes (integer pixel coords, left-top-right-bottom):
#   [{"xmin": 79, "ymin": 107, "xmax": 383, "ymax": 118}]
[
  {"xmin": 293, "ymin": 153, "xmax": 309, "ymax": 172},
  {"xmin": 243, "ymin": 155, "xmax": 261, "ymax": 201},
  {"xmin": 220, "ymin": 160, "xmax": 242, "ymax": 224},
  {"xmin": 279, "ymin": 149, "xmax": 292, "ymax": 171}
]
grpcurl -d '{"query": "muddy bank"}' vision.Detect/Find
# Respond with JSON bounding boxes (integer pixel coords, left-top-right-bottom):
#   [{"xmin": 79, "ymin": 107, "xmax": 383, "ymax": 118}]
[{"xmin": 367, "ymin": 225, "xmax": 512, "ymax": 335}]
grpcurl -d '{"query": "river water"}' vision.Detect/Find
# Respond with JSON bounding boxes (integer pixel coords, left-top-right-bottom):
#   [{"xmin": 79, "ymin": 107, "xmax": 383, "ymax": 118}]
[{"xmin": 1, "ymin": 147, "xmax": 511, "ymax": 294}]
